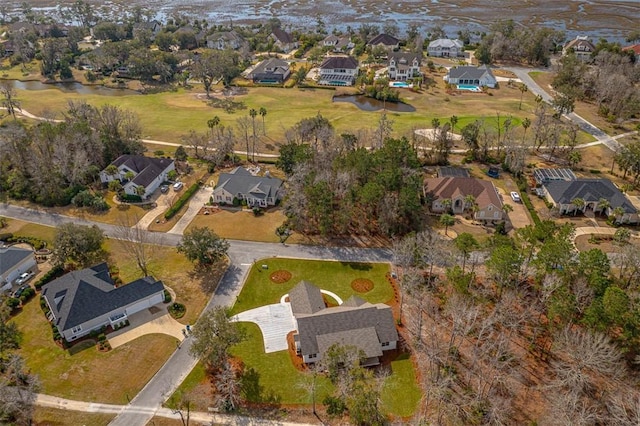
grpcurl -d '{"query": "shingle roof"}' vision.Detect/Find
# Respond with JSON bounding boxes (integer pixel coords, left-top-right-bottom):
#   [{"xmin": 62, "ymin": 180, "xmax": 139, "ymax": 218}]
[
  {"xmin": 41, "ymin": 263, "xmax": 164, "ymax": 332},
  {"xmin": 438, "ymin": 167, "xmax": 470, "ymax": 178},
  {"xmin": 424, "ymin": 177, "xmax": 503, "ymax": 209},
  {"xmin": 214, "ymin": 167, "xmax": 283, "ymax": 201},
  {"xmin": 0, "ymin": 247, "xmax": 33, "ymax": 276},
  {"xmin": 622, "ymin": 44, "xmax": 640, "ymax": 55},
  {"xmin": 109, "ymin": 155, "xmax": 174, "ymax": 188},
  {"xmin": 320, "ymin": 56, "xmax": 359, "ymax": 70},
  {"xmin": 289, "ymin": 281, "xmax": 326, "ymax": 315},
  {"xmin": 206, "ymin": 30, "xmax": 243, "ymax": 43},
  {"xmin": 271, "ymin": 27, "xmax": 294, "ymax": 44},
  {"xmin": 447, "ymin": 65, "xmax": 495, "ymax": 81},
  {"xmin": 368, "ymin": 33, "xmax": 399, "ymax": 47},
  {"xmin": 428, "ymin": 38, "xmax": 464, "ymax": 49},
  {"xmin": 249, "ymin": 58, "xmax": 289, "ymax": 78},
  {"xmin": 544, "ymin": 179, "xmax": 637, "ymax": 214},
  {"xmin": 564, "ymin": 36, "xmax": 595, "ymax": 52},
  {"xmin": 389, "ymin": 51, "xmax": 421, "ymax": 67}
]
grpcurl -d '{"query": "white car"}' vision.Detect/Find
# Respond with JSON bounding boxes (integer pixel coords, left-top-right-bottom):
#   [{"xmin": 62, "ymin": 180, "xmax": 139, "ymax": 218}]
[
  {"xmin": 510, "ymin": 191, "xmax": 521, "ymax": 203},
  {"xmin": 15, "ymin": 271, "xmax": 35, "ymax": 285},
  {"xmin": 173, "ymin": 182, "xmax": 184, "ymax": 191}
]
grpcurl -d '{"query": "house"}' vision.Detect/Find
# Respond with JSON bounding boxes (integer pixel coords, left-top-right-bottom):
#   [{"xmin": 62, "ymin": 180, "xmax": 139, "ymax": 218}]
[
  {"xmin": 388, "ymin": 52, "xmax": 421, "ymax": 81},
  {"xmin": 41, "ymin": 263, "xmax": 165, "ymax": 342},
  {"xmin": 562, "ymin": 36, "xmax": 596, "ymax": 62},
  {"xmin": 318, "ymin": 55, "xmax": 359, "ymax": 86},
  {"xmin": 206, "ymin": 31, "xmax": 244, "ymax": 50},
  {"xmin": 533, "ymin": 168, "xmax": 577, "ymax": 186},
  {"xmin": 367, "ymin": 33, "xmax": 400, "ymax": 50},
  {"xmin": 0, "ymin": 247, "xmax": 37, "ymax": 292},
  {"xmin": 290, "ymin": 281, "xmax": 398, "ymax": 365},
  {"xmin": 438, "ymin": 166, "xmax": 470, "ymax": 178},
  {"xmin": 269, "ymin": 27, "xmax": 298, "ymax": 52},
  {"xmin": 99, "ymin": 155, "xmax": 175, "ymax": 199},
  {"xmin": 247, "ymin": 58, "xmax": 290, "ymax": 83},
  {"xmin": 213, "ymin": 167, "xmax": 283, "ymax": 207},
  {"xmin": 0, "ymin": 40, "xmax": 15, "ymax": 57},
  {"xmin": 133, "ymin": 20, "xmax": 163, "ymax": 40},
  {"xmin": 427, "ymin": 38, "xmax": 465, "ymax": 57},
  {"xmin": 622, "ymin": 44, "xmax": 640, "ymax": 64},
  {"xmin": 424, "ymin": 177, "xmax": 504, "ymax": 223},
  {"xmin": 444, "ymin": 65, "xmax": 497, "ymax": 88},
  {"xmin": 322, "ymin": 35, "xmax": 354, "ymax": 53},
  {"xmin": 543, "ymin": 178, "xmax": 639, "ymax": 223}
]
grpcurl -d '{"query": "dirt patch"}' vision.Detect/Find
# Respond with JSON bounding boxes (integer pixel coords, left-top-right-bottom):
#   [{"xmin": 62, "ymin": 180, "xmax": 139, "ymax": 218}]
[
  {"xmin": 269, "ymin": 270, "xmax": 292, "ymax": 284},
  {"xmin": 351, "ymin": 278, "xmax": 374, "ymax": 293}
]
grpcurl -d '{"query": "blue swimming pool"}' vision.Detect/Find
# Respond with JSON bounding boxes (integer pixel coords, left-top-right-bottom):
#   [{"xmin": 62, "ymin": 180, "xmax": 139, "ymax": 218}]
[
  {"xmin": 390, "ymin": 81, "xmax": 410, "ymax": 88},
  {"xmin": 457, "ymin": 84, "xmax": 481, "ymax": 92}
]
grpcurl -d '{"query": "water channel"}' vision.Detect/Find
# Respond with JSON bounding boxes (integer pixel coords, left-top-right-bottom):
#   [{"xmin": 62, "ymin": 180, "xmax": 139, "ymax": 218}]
[
  {"xmin": 5, "ymin": 80, "xmax": 138, "ymax": 96},
  {"xmin": 332, "ymin": 95, "xmax": 416, "ymax": 113}
]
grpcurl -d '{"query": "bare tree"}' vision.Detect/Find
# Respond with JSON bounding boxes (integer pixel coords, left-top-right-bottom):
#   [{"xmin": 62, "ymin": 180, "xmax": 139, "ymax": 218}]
[
  {"xmin": 213, "ymin": 360, "xmax": 242, "ymax": 412},
  {"xmin": 114, "ymin": 215, "xmax": 163, "ymax": 277},
  {"xmin": 0, "ymin": 81, "xmax": 21, "ymax": 120}
]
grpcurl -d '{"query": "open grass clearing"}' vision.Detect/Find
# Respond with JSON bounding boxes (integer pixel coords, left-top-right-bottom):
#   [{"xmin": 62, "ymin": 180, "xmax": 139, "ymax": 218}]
[
  {"xmin": 1, "ymin": 219, "xmax": 57, "ymax": 246},
  {"xmin": 380, "ymin": 354, "xmax": 422, "ymax": 418},
  {"xmin": 33, "ymin": 407, "xmax": 115, "ymax": 426},
  {"xmin": 230, "ymin": 258, "xmax": 392, "ymax": 315},
  {"xmin": 574, "ymin": 233, "xmax": 640, "ymax": 253}
]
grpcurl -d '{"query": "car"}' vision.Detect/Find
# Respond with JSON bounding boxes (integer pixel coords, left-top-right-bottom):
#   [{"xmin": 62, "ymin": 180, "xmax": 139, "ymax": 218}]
[
  {"xmin": 510, "ymin": 191, "xmax": 521, "ymax": 203},
  {"xmin": 15, "ymin": 271, "xmax": 35, "ymax": 285},
  {"xmin": 160, "ymin": 184, "xmax": 169, "ymax": 193},
  {"xmin": 173, "ymin": 182, "xmax": 183, "ymax": 191},
  {"xmin": 13, "ymin": 285, "xmax": 29, "ymax": 298}
]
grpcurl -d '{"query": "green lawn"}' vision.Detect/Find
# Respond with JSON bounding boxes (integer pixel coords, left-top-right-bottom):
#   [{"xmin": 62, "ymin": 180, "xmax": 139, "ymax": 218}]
[
  {"xmin": 230, "ymin": 258, "xmax": 393, "ymax": 315},
  {"xmin": 34, "ymin": 407, "xmax": 115, "ymax": 426},
  {"xmin": 380, "ymin": 354, "xmax": 422, "ymax": 418}
]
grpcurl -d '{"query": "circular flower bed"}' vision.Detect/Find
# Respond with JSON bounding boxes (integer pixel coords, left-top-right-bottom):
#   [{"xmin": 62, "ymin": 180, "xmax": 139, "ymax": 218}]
[
  {"xmin": 270, "ymin": 270, "xmax": 292, "ymax": 284},
  {"xmin": 169, "ymin": 302, "xmax": 186, "ymax": 319},
  {"xmin": 351, "ymin": 278, "xmax": 374, "ymax": 293}
]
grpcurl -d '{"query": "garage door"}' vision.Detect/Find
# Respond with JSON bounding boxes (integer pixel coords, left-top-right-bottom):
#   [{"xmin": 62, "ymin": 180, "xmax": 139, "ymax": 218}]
[{"xmin": 125, "ymin": 293, "xmax": 164, "ymax": 315}]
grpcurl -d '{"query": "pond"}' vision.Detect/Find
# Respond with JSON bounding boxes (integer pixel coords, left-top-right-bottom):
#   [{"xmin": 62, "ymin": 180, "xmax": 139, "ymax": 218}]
[
  {"xmin": 332, "ymin": 95, "xmax": 416, "ymax": 113},
  {"xmin": 5, "ymin": 80, "xmax": 138, "ymax": 96}
]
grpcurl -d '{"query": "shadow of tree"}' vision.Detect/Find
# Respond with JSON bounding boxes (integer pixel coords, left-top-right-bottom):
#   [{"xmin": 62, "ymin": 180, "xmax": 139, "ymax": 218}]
[
  {"xmin": 186, "ymin": 258, "xmax": 229, "ymax": 295},
  {"xmin": 67, "ymin": 339, "xmax": 96, "ymax": 355},
  {"xmin": 241, "ymin": 367, "xmax": 282, "ymax": 406},
  {"xmin": 340, "ymin": 261, "xmax": 373, "ymax": 271}
]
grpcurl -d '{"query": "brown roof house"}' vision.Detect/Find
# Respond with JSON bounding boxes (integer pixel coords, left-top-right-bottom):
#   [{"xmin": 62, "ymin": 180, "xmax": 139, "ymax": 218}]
[
  {"xmin": 563, "ymin": 36, "xmax": 596, "ymax": 62},
  {"xmin": 318, "ymin": 55, "xmax": 359, "ymax": 86},
  {"xmin": 269, "ymin": 27, "xmax": 298, "ymax": 52},
  {"xmin": 424, "ymin": 177, "xmax": 504, "ymax": 223},
  {"xmin": 367, "ymin": 33, "xmax": 400, "ymax": 50},
  {"xmin": 290, "ymin": 281, "xmax": 398, "ymax": 366}
]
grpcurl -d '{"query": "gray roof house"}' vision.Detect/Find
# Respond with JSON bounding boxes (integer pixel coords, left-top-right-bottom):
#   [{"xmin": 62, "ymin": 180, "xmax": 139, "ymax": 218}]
[
  {"xmin": 248, "ymin": 58, "xmax": 290, "ymax": 84},
  {"xmin": 0, "ymin": 246, "xmax": 37, "ymax": 292},
  {"xmin": 289, "ymin": 281, "xmax": 398, "ymax": 365},
  {"xmin": 428, "ymin": 38, "xmax": 465, "ymax": 57},
  {"xmin": 388, "ymin": 51, "xmax": 421, "ymax": 81},
  {"xmin": 269, "ymin": 28, "xmax": 298, "ymax": 52},
  {"xmin": 322, "ymin": 35, "xmax": 354, "ymax": 53},
  {"xmin": 444, "ymin": 65, "xmax": 497, "ymax": 88},
  {"xmin": 41, "ymin": 263, "xmax": 165, "ymax": 342},
  {"xmin": 318, "ymin": 55, "xmax": 359, "ymax": 86},
  {"xmin": 206, "ymin": 31, "xmax": 244, "ymax": 50},
  {"xmin": 213, "ymin": 167, "xmax": 283, "ymax": 207},
  {"xmin": 99, "ymin": 155, "xmax": 175, "ymax": 199},
  {"xmin": 367, "ymin": 33, "xmax": 400, "ymax": 50},
  {"xmin": 543, "ymin": 178, "xmax": 639, "ymax": 223}
]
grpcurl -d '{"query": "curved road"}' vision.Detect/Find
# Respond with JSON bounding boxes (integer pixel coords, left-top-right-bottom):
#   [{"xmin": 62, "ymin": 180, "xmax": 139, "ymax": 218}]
[{"xmin": 0, "ymin": 203, "xmax": 390, "ymax": 425}]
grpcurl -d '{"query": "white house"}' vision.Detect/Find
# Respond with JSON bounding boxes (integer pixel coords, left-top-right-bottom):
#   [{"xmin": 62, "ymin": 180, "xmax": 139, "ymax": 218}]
[
  {"xmin": 318, "ymin": 56, "xmax": 359, "ymax": 86},
  {"xmin": 322, "ymin": 35, "xmax": 354, "ymax": 53},
  {"xmin": 41, "ymin": 263, "xmax": 165, "ymax": 342},
  {"xmin": 427, "ymin": 38, "xmax": 465, "ymax": 57},
  {"xmin": 100, "ymin": 155, "xmax": 175, "ymax": 199},
  {"xmin": 444, "ymin": 65, "xmax": 497, "ymax": 88},
  {"xmin": 388, "ymin": 52, "xmax": 421, "ymax": 80},
  {"xmin": 206, "ymin": 31, "xmax": 244, "ymax": 50},
  {"xmin": 0, "ymin": 246, "xmax": 37, "ymax": 292}
]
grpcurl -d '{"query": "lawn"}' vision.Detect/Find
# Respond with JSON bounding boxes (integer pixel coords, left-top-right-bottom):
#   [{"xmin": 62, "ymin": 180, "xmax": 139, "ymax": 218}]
[
  {"xmin": 380, "ymin": 354, "xmax": 422, "ymax": 418},
  {"xmin": 230, "ymin": 258, "xmax": 393, "ymax": 315},
  {"xmin": 10, "ymin": 297, "xmax": 178, "ymax": 404},
  {"xmin": 33, "ymin": 407, "xmax": 115, "ymax": 426},
  {"xmin": 1, "ymin": 219, "xmax": 57, "ymax": 246}
]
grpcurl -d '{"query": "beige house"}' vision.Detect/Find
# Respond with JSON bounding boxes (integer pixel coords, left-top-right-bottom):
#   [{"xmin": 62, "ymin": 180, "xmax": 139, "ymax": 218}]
[
  {"xmin": 563, "ymin": 36, "xmax": 596, "ymax": 62},
  {"xmin": 424, "ymin": 177, "xmax": 504, "ymax": 223}
]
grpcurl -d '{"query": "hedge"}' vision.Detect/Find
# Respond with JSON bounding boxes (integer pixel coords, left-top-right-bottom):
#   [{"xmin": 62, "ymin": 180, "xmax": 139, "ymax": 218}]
[
  {"xmin": 34, "ymin": 264, "xmax": 65, "ymax": 290},
  {"xmin": 520, "ymin": 192, "xmax": 541, "ymax": 226},
  {"xmin": 0, "ymin": 232, "xmax": 13, "ymax": 241},
  {"xmin": 6, "ymin": 235, "xmax": 46, "ymax": 250},
  {"xmin": 164, "ymin": 183, "xmax": 200, "ymax": 220},
  {"xmin": 118, "ymin": 193, "xmax": 143, "ymax": 203}
]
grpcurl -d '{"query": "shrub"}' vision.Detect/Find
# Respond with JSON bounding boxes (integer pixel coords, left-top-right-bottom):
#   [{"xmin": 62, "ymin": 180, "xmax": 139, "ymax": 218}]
[
  {"xmin": 154, "ymin": 150, "xmax": 165, "ymax": 157},
  {"xmin": 163, "ymin": 289, "xmax": 171, "ymax": 303},
  {"xmin": 20, "ymin": 287, "xmax": 36, "ymax": 303},
  {"xmin": 35, "ymin": 264, "xmax": 65, "ymax": 290},
  {"xmin": 0, "ymin": 232, "xmax": 13, "ymax": 241},
  {"xmin": 232, "ymin": 197, "xmax": 240, "ymax": 207},
  {"xmin": 168, "ymin": 302, "xmax": 186, "ymax": 319},
  {"xmin": 520, "ymin": 192, "xmax": 541, "ymax": 226},
  {"xmin": 118, "ymin": 193, "xmax": 143, "ymax": 203},
  {"xmin": 5, "ymin": 297, "xmax": 20, "ymax": 310},
  {"xmin": 164, "ymin": 183, "xmax": 200, "ymax": 220},
  {"xmin": 323, "ymin": 395, "xmax": 347, "ymax": 416},
  {"xmin": 252, "ymin": 207, "xmax": 264, "ymax": 216},
  {"xmin": 6, "ymin": 235, "xmax": 46, "ymax": 250}
]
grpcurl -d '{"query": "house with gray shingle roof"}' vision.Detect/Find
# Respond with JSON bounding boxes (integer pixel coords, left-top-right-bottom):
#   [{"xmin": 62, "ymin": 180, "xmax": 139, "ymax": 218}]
[
  {"xmin": 206, "ymin": 30, "xmax": 245, "ymax": 50},
  {"xmin": 444, "ymin": 65, "xmax": 497, "ymax": 88},
  {"xmin": 428, "ymin": 38, "xmax": 465, "ymax": 57},
  {"xmin": 41, "ymin": 263, "xmax": 165, "ymax": 342},
  {"xmin": 318, "ymin": 55, "xmax": 359, "ymax": 86},
  {"xmin": 247, "ymin": 58, "xmax": 290, "ymax": 83},
  {"xmin": 100, "ymin": 155, "xmax": 175, "ymax": 199},
  {"xmin": 388, "ymin": 51, "xmax": 421, "ymax": 80},
  {"xmin": 213, "ymin": 167, "xmax": 283, "ymax": 207},
  {"xmin": 289, "ymin": 281, "xmax": 398, "ymax": 365},
  {"xmin": 269, "ymin": 27, "xmax": 298, "ymax": 52},
  {"xmin": 0, "ymin": 246, "xmax": 37, "ymax": 292},
  {"xmin": 543, "ymin": 178, "xmax": 639, "ymax": 223},
  {"xmin": 367, "ymin": 33, "xmax": 400, "ymax": 50}
]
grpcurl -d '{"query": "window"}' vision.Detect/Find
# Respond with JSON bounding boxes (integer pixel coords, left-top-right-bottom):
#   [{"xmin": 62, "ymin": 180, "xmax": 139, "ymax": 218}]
[
  {"xmin": 71, "ymin": 325, "xmax": 82, "ymax": 334},
  {"xmin": 382, "ymin": 342, "xmax": 390, "ymax": 347},
  {"xmin": 308, "ymin": 353, "xmax": 317, "ymax": 359}
]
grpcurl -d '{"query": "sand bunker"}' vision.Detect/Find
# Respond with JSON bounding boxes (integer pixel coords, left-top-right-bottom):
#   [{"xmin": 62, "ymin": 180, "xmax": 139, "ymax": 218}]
[{"xmin": 415, "ymin": 128, "xmax": 462, "ymax": 141}]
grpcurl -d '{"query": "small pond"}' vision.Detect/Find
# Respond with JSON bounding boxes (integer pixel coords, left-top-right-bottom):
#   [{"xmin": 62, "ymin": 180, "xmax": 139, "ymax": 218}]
[
  {"xmin": 332, "ymin": 95, "xmax": 416, "ymax": 112},
  {"xmin": 6, "ymin": 80, "xmax": 138, "ymax": 96}
]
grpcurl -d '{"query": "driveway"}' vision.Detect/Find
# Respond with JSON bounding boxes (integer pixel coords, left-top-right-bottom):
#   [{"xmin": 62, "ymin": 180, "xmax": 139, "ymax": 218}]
[
  {"xmin": 167, "ymin": 187, "xmax": 212, "ymax": 235},
  {"xmin": 231, "ymin": 302, "xmax": 296, "ymax": 353},
  {"xmin": 108, "ymin": 305, "xmax": 185, "ymax": 349}
]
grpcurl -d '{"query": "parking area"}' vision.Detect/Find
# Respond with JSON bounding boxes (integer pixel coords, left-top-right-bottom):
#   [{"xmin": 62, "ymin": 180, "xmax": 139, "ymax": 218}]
[{"xmin": 231, "ymin": 302, "xmax": 297, "ymax": 353}]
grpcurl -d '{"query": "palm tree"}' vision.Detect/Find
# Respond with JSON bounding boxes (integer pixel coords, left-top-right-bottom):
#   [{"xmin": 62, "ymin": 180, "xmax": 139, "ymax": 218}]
[
  {"xmin": 249, "ymin": 109, "xmax": 258, "ymax": 162},
  {"xmin": 124, "ymin": 171, "xmax": 135, "ymax": 182},
  {"xmin": 596, "ymin": 198, "xmax": 611, "ymax": 217},
  {"xmin": 207, "ymin": 116, "xmax": 220, "ymax": 138},
  {"xmin": 449, "ymin": 115, "xmax": 458, "ymax": 133},
  {"xmin": 441, "ymin": 198, "xmax": 452, "ymax": 214},
  {"xmin": 518, "ymin": 83, "xmax": 528, "ymax": 110},
  {"xmin": 571, "ymin": 197, "xmax": 585, "ymax": 216},
  {"xmin": 135, "ymin": 185, "xmax": 146, "ymax": 197},
  {"xmin": 522, "ymin": 117, "xmax": 531, "ymax": 145},
  {"xmin": 259, "ymin": 107, "xmax": 267, "ymax": 135},
  {"xmin": 440, "ymin": 213, "xmax": 455, "ymax": 236},
  {"xmin": 612, "ymin": 206, "xmax": 625, "ymax": 224},
  {"xmin": 463, "ymin": 194, "xmax": 476, "ymax": 213},
  {"xmin": 502, "ymin": 203, "xmax": 514, "ymax": 215}
]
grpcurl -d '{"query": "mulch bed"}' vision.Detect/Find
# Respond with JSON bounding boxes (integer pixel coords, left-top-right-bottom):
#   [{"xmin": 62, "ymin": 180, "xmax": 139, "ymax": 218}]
[
  {"xmin": 351, "ymin": 278, "xmax": 374, "ymax": 293},
  {"xmin": 270, "ymin": 270, "xmax": 292, "ymax": 283}
]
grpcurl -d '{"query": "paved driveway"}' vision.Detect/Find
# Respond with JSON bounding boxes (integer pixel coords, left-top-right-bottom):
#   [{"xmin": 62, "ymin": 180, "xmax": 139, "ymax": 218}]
[
  {"xmin": 232, "ymin": 303, "xmax": 296, "ymax": 353},
  {"xmin": 108, "ymin": 305, "xmax": 185, "ymax": 349}
]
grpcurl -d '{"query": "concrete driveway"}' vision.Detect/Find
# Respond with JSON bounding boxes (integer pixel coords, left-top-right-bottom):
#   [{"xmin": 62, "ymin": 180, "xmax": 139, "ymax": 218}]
[
  {"xmin": 231, "ymin": 302, "xmax": 296, "ymax": 353},
  {"xmin": 167, "ymin": 187, "xmax": 212, "ymax": 235},
  {"xmin": 502, "ymin": 191, "xmax": 531, "ymax": 230},
  {"xmin": 108, "ymin": 305, "xmax": 185, "ymax": 349}
]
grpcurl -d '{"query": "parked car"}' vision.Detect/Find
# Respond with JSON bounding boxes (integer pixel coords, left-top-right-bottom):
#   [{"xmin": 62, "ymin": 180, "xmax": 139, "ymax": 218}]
[
  {"xmin": 510, "ymin": 191, "xmax": 521, "ymax": 203},
  {"xmin": 173, "ymin": 182, "xmax": 183, "ymax": 191},
  {"xmin": 160, "ymin": 184, "xmax": 169, "ymax": 193},
  {"xmin": 13, "ymin": 285, "xmax": 29, "ymax": 298},
  {"xmin": 15, "ymin": 271, "xmax": 34, "ymax": 285}
]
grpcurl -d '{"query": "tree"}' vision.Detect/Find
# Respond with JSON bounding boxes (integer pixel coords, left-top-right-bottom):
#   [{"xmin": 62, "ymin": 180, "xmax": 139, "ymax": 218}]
[
  {"xmin": 571, "ymin": 197, "xmax": 585, "ymax": 216},
  {"xmin": 114, "ymin": 216, "xmax": 162, "ymax": 277},
  {"xmin": 0, "ymin": 82, "xmax": 21, "ymax": 120},
  {"xmin": 440, "ymin": 213, "xmax": 455, "ymax": 236},
  {"xmin": 518, "ymin": 83, "xmax": 528, "ymax": 110},
  {"xmin": 175, "ymin": 145, "xmax": 188, "ymax": 161},
  {"xmin": 259, "ymin": 107, "xmax": 267, "ymax": 135},
  {"xmin": 178, "ymin": 227, "xmax": 229, "ymax": 266},
  {"xmin": 191, "ymin": 49, "xmax": 240, "ymax": 96},
  {"xmin": 249, "ymin": 108, "xmax": 258, "ymax": 161},
  {"xmin": 454, "ymin": 232, "xmax": 479, "ymax": 274},
  {"xmin": 52, "ymin": 223, "xmax": 105, "ymax": 268},
  {"xmin": 190, "ymin": 307, "xmax": 245, "ymax": 369},
  {"xmin": 0, "ymin": 354, "xmax": 39, "ymax": 426},
  {"xmin": 613, "ymin": 227, "xmax": 631, "ymax": 246},
  {"xmin": 521, "ymin": 117, "xmax": 531, "ymax": 145},
  {"xmin": 207, "ymin": 116, "xmax": 220, "ymax": 138}
]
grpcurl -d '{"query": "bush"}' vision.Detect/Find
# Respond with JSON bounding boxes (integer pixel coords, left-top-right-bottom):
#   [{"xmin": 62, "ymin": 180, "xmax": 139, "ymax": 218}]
[
  {"xmin": 34, "ymin": 264, "xmax": 65, "ymax": 290},
  {"xmin": 252, "ymin": 207, "xmax": 264, "ymax": 216},
  {"xmin": 163, "ymin": 289, "xmax": 171, "ymax": 303},
  {"xmin": 6, "ymin": 235, "xmax": 46, "ymax": 250},
  {"xmin": 323, "ymin": 395, "xmax": 347, "ymax": 416},
  {"xmin": 72, "ymin": 190, "xmax": 110, "ymax": 212},
  {"xmin": 168, "ymin": 302, "xmax": 186, "ymax": 319},
  {"xmin": 520, "ymin": 192, "xmax": 541, "ymax": 226},
  {"xmin": 164, "ymin": 183, "xmax": 200, "ymax": 220},
  {"xmin": 20, "ymin": 287, "xmax": 36, "ymax": 303},
  {"xmin": 118, "ymin": 193, "xmax": 143, "ymax": 203},
  {"xmin": 5, "ymin": 297, "xmax": 20, "ymax": 310},
  {"xmin": 154, "ymin": 150, "xmax": 165, "ymax": 157},
  {"xmin": 0, "ymin": 232, "xmax": 13, "ymax": 241}
]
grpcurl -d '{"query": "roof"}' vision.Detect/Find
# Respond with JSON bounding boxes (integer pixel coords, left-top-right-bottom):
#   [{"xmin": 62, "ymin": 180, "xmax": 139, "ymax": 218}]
[
  {"xmin": 41, "ymin": 263, "xmax": 164, "ymax": 332},
  {"xmin": 389, "ymin": 51, "xmax": 421, "ymax": 65},
  {"xmin": 533, "ymin": 168, "xmax": 577, "ymax": 183},
  {"xmin": 438, "ymin": 167, "xmax": 470, "ymax": 178},
  {"xmin": 564, "ymin": 36, "xmax": 595, "ymax": 52},
  {"xmin": 622, "ymin": 44, "xmax": 640, "ymax": 55},
  {"xmin": 289, "ymin": 281, "xmax": 326, "ymax": 315},
  {"xmin": 447, "ymin": 65, "xmax": 495, "ymax": 81},
  {"xmin": 249, "ymin": 58, "xmax": 289, "ymax": 78},
  {"xmin": 206, "ymin": 30, "xmax": 243, "ymax": 43},
  {"xmin": 109, "ymin": 155, "xmax": 174, "ymax": 188},
  {"xmin": 291, "ymin": 282, "xmax": 398, "ymax": 358},
  {"xmin": 271, "ymin": 27, "xmax": 294, "ymax": 44},
  {"xmin": 544, "ymin": 179, "xmax": 637, "ymax": 214},
  {"xmin": 424, "ymin": 177, "xmax": 503, "ymax": 209},
  {"xmin": 428, "ymin": 38, "xmax": 464, "ymax": 49},
  {"xmin": 368, "ymin": 33, "xmax": 399, "ymax": 47},
  {"xmin": 0, "ymin": 247, "xmax": 33, "ymax": 276},
  {"xmin": 214, "ymin": 167, "xmax": 283, "ymax": 201},
  {"xmin": 320, "ymin": 56, "xmax": 359, "ymax": 70}
]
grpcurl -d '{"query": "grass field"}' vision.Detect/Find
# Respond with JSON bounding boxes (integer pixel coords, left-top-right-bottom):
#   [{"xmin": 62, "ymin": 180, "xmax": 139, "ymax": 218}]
[
  {"xmin": 33, "ymin": 407, "xmax": 115, "ymax": 426},
  {"xmin": 230, "ymin": 258, "xmax": 393, "ymax": 315}
]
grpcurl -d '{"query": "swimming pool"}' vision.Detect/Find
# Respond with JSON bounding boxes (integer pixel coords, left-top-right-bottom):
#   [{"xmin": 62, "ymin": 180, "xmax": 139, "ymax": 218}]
[
  {"xmin": 389, "ymin": 81, "xmax": 411, "ymax": 88},
  {"xmin": 457, "ymin": 84, "xmax": 482, "ymax": 92}
]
